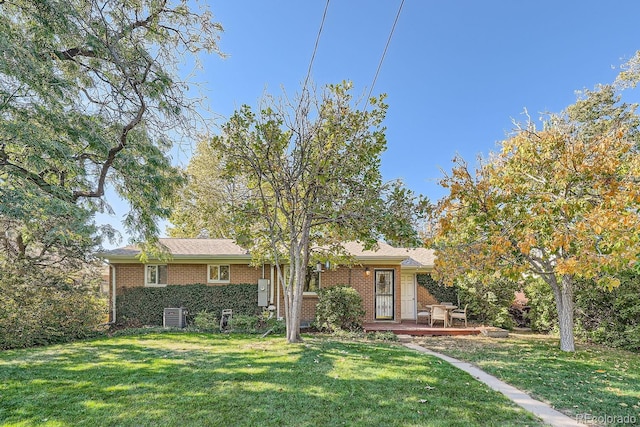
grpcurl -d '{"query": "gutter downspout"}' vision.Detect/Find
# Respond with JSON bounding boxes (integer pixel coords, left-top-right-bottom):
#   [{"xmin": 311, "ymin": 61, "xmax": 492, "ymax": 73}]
[
  {"xmin": 269, "ymin": 264, "xmax": 275, "ymax": 305},
  {"xmin": 111, "ymin": 264, "xmax": 117, "ymax": 323},
  {"xmin": 275, "ymin": 265, "xmax": 281, "ymax": 319}
]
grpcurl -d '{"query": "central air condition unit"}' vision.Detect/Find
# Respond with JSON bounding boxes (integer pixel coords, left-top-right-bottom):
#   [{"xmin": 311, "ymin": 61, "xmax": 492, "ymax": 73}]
[{"xmin": 163, "ymin": 307, "xmax": 187, "ymax": 328}]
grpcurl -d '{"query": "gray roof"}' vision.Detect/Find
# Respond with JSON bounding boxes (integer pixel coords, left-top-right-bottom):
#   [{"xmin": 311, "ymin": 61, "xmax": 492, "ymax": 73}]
[
  {"xmin": 101, "ymin": 238, "xmax": 435, "ymax": 268},
  {"xmin": 101, "ymin": 238, "xmax": 249, "ymax": 258},
  {"xmin": 341, "ymin": 241, "xmax": 408, "ymax": 259},
  {"xmin": 401, "ymin": 247, "xmax": 436, "ymax": 269},
  {"xmin": 160, "ymin": 238, "xmax": 249, "ymax": 256}
]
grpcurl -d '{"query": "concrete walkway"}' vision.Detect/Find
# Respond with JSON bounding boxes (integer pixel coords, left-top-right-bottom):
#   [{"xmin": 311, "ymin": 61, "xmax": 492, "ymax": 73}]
[{"xmin": 403, "ymin": 342, "xmax": 583, "ymax": 427}]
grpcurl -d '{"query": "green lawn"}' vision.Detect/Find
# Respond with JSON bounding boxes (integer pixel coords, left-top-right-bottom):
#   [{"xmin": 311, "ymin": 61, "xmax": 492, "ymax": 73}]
[
  {"xmin": 415, "ymin": 333, "xmax": 640, "ymax": 425},
  {"xmin": 0, "ymin": 332, "xmax": 543, "ymax": 427}
]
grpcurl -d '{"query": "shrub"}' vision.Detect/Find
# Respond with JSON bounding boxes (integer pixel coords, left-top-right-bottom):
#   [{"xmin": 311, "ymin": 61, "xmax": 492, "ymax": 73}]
[
  {"xmin": 229, "ymin": 314, "xmax": 259, "ymax": 332},
  {"xmin": 416, "ymin": 274, "xmax": 458, "ymax": 303},
  {"xmin": 255, "ymin": 310, "xmax": 285, "ymax": 334},
  {"xmin": 365, "ymin": 331, "xmax": 398, "ymax": 341},
  {"xmin": 192, "ymin": 311, "xmax": 285, "ymax": 335},
  {"xmin": 525, "ymin": 278, "xmax": 559, "ymax": 333},
  {"xmin": 314, "ymin": 285, "xmax": 365, "ymax": 332},
  {"xmin": 454, "ymin": 276, "xmax": 519, "ymax": 328},
  {"xmin": 264, "ymin": 317, "xmax": 286, "ymax": 334},
  {"xmin": 193, "ymin": 310, "xmax": 220, "ymax": 332},
  {"xmin": 0, "ymin": 280, "xmax": 106, "ymax": 349},
  {"xmin": 116, "ymin": 283, "xmax": 260, "ymax": 326},
  {"xmin": 575, "ymin": 272, "xmax": 640, "ymax": 351},
  {"xmin": 520, "ymin": 273, "xmax": 640, "ymax": 351},
  {"xmin": 491, "ymin": 306, "xmax": 515, "ymax": 330}
]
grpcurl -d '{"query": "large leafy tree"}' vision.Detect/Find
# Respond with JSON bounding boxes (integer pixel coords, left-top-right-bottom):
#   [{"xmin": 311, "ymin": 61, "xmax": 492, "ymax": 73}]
[
  {"xmin": 168, "ymin": 139, "xmax": 250, "ymax": 238},
  {"xmin": 214, "ymin": 82, "xmax": 426, "ymax": 343},
  {"xmin": 0, "ymin": 0, "xmax": 222, "ymax": 273},
  {"xmin": 430, "ymin": 74, "xmax": 640, "ymax": 351}
]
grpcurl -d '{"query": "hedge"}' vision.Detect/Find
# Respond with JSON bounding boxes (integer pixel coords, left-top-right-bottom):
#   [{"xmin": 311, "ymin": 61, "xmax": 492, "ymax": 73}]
[
  {"xmin": 0, "ymin": 282, "xmax": 106, "ymax": 350},
  {"xmin": 525, "ymin": 273, "xmax": 640, "ymax": 352},
  {"xmin": 575, "ymin": 272, "xmax": 640, "ymax": 351},
  {"xmin": 455, "ymin": 276, "xmax": 520, "ymax": 329},
  {"xmin": 416, "ymin": 274, "xmax": 459, "ymax": 304},
  {"xmin": 116, "ymin": 283, "xmax": 260, "ymax": 326}
]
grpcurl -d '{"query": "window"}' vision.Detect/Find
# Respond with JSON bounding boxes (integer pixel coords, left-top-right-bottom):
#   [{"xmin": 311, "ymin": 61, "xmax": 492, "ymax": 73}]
[
  {"xmin": 305, "ymin": 267, "xmax": 320, "ymax": 293},
  {"xmin": 146, "ymin": 265, "xmax": 167, "ymax": 287},
  {"xmin": 282, "ymin": 265, "xmax": 321, "ymax": 293},
  {"xmin": 208, "ymin": 264, "xmax": 230, "ymax": 283}
]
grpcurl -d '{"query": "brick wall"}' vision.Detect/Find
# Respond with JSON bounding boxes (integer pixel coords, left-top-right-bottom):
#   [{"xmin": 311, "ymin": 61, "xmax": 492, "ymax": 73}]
[
  {"xmin": 356, "ymin": 266, "xmax": 402, "ymax": 323},
  {"xmin": 112, "ymin": 263, "xmax": 264, "ymax": 294},
  {"xmin": 232, "ymin": 264, "xmax": 267, "ymax": 285},
  {"xmin": 113, "ymin": 264, "xmax": 144, "ymax": 294},
  {"xmin": 111, "ymin": 261, "xmax": 410, "ymax": 324},
  {"xmin": 417, "ymin": 285, "xmax": 438, "ymax": 306},
  {"xmin": 301, "ymin": 294, "xmax": 319, "ymax": 322},
  {"xmin": 167, "ymin": 264, "xmax": 207, "ymax": 285},
  {"xmin": 277, "ymin": 265, "xmax": 403, "ymax": 324}
]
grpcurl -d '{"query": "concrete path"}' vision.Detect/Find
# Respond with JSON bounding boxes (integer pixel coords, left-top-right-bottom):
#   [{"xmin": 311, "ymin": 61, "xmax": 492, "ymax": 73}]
[{"xmin": 403, "ymin": 342, "xmax": 583, "ymax": 427}]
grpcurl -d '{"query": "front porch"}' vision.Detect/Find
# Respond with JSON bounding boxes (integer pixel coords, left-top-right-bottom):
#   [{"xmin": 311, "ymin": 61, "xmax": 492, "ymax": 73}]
[{"xmin": 364, "ymin": 320, "xmax": 481, "ymax": 336}]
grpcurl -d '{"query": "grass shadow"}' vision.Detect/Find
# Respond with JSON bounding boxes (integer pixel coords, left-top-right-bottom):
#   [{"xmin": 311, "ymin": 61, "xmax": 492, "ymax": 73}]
[{"xmin": 0, "ymin": 332, "xmax": 544, "ymax": 426}]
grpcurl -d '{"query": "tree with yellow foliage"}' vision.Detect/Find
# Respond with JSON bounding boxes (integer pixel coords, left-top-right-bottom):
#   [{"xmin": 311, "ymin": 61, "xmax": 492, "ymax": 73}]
[{"xmin": 430, "ymin": 63, "xmax": 640, "ymax": 351}]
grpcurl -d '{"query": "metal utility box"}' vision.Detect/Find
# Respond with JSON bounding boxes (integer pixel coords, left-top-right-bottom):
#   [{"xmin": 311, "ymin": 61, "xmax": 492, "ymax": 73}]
[
  {"xmin": 257, "ymin": 279, "xmax": 269, "ymax": 307},
  {"xmin": 163, "ymin": 307, "xmax": 187, "ymax": 328}
]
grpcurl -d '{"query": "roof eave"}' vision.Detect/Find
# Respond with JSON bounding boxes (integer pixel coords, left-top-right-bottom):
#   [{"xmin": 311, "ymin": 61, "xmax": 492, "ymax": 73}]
[
  {"xmin": 355, "ymin": 256, "xmax": 409, "ymax": 264},
  {"xmin": 400, "ymin": 265, "xmax": 434, "ymax": 272},
  {"xmin": 100, "ymin": 254, "xmax": 253, "ymax": 263}
]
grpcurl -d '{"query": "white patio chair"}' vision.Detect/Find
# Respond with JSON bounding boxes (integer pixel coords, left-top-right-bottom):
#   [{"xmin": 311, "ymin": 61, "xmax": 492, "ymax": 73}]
[
  {"xmin": 430, "ymin": 305, "xmax": 447, "ymax": 327},
  {"xmin": 449, "ymin": 304, "xmax": 468, "ymax": 327},
  {"xmin": 416, "ymin": 303, "xmax": 431, "ymax": 324}
]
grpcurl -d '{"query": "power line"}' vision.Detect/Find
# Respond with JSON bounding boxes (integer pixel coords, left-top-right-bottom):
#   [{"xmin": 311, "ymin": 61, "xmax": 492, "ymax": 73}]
[
  {"xmin": 365, "ymin": 0, "xmax": 405, "ymax": 108},
  {"xmin": 302, "ymin": 0, "xmax": 330, "ymax": 93}
]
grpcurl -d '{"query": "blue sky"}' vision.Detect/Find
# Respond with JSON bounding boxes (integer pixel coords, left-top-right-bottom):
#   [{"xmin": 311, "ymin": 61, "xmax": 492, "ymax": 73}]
[{"xmin": 98, "ymin": 0, "xmax": 640, "ymax": 247}]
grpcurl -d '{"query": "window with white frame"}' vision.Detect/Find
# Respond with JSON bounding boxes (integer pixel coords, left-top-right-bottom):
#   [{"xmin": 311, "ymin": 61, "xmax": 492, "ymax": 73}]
[
  {"xmin": 208, "ymin": 264, "xmax": 230, "ymax": 283},
  {"xmin": 145, "ymin": 265, "xmax": 167, "ymax": 287}
]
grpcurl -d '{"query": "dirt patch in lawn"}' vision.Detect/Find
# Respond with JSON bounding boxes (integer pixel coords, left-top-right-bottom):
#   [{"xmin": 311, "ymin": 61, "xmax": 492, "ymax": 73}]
[{"xmin": 413, "ymin": 332, "xmax": 555, "ymax": 355}]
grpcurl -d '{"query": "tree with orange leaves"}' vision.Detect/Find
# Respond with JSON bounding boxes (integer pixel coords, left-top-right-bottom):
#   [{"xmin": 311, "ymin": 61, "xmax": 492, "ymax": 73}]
[{"xmin": 430, "ymin": 65, "xmax": 640, "ymax": 351}]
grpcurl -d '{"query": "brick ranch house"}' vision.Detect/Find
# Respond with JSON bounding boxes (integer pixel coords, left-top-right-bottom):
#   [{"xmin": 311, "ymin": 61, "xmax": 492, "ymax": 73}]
[{"xmin": 100, "ymin": 238, "xmax": 441, "ymax": 325}]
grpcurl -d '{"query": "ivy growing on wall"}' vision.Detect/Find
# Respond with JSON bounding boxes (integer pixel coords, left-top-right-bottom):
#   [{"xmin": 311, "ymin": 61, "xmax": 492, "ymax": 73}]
[
  {"xmin": 116, "ymin": 284, "xmax": 260, "ymax": 326},
  {"xmin": 416, "ymin": 274, "xmax": 459, "ymax": 304}
]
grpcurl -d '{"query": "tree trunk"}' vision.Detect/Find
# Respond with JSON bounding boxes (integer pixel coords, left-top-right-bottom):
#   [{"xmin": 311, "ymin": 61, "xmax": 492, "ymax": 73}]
[
  {"xmin": 285, "ymin": 307, "xmax": 302, "ymax": 343},
  {"xmin": 549, "ymin": 274, "xmax": 575, "ymax": 352},
  {"xmin": 286, "ymin": 271, "xmax": 303, "ymax": 343},
  {"xmin": 278, "ymin": 264, "xmax": 292, "ymax": 341},
  {"xmin": 282, "ymin": 220, "xmax": 314, "ymax": 344},
  {"xmin": 282, "ymin": 269, "xmax": 303, "ymax": 343},
  {"xmin": 284, "ymin": 238, "xmax": 307, "ymax": 343}
]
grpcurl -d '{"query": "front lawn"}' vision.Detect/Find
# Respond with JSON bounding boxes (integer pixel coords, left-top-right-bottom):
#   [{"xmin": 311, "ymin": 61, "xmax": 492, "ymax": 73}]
[
  {"xmin": 0, "ymin": 332, "xmax": 543, "ymax": 426},
  {"xmin": 415, "ymin": 333, "xmax": 640, "ymax": 424}
]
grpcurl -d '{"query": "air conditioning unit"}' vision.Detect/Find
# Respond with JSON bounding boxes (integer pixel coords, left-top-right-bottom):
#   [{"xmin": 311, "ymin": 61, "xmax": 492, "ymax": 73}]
[{"xmin": 163, "ymin": 307, "xmax": 187, "ymax": 328}]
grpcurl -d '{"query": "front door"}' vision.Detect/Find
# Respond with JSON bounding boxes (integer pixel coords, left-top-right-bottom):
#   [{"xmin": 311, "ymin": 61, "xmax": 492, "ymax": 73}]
[
  {"xmin": 375, "ymin": 269, "xmax": 394, "ymax": 320},
  {"xmin": 401, "ymin": 273, "xmax": 415, "ymax": 320}
]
